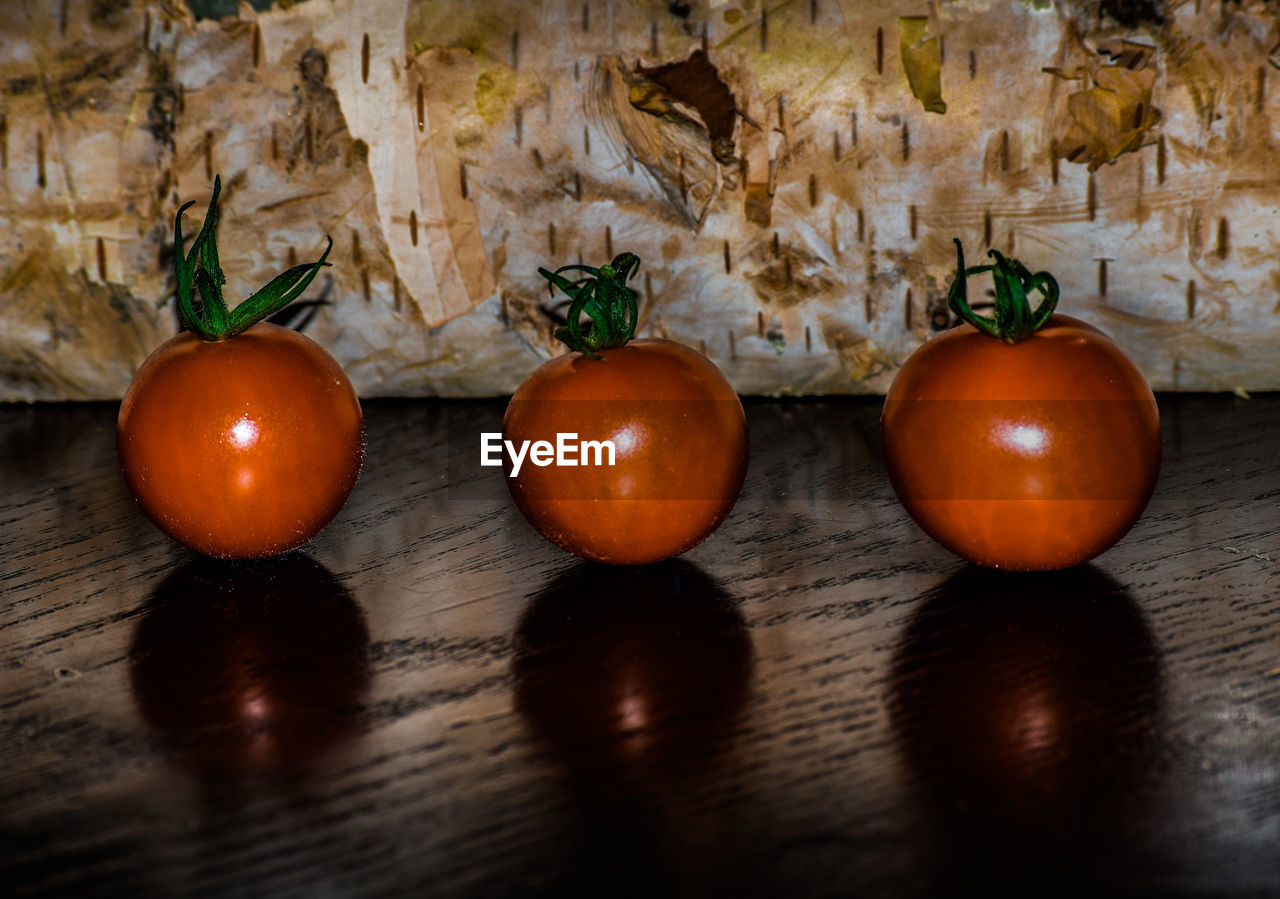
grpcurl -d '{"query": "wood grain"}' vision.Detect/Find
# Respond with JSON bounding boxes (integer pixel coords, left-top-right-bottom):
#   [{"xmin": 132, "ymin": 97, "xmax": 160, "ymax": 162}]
[{"xmin": 1, "ymin": 396, "xmax": 1278, "ymax": 896}]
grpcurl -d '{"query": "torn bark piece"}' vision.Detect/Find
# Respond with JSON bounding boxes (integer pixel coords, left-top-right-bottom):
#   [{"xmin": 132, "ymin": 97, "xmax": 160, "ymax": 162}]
[
  {"xmin": 1048, "ymin": 64, "xmax": 1160, "ymax": 170},
  {"xmin": 899, "ymin": 17, "xmax": 946, "ymax": 115},
  {"xmin": 635, "ymin": 50, "xmax": 738, "ymax": 165},
  {"xmin": 590, "ymin": 56, "xmax": 724, "ymax": 229}
]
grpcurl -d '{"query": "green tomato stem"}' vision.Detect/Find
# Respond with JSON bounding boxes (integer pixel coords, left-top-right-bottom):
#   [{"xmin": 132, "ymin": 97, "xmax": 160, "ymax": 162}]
[
  {"xmin": 538, "ymin": 253, "xmax": 642, "ymax": 358},
  {"xmin": 947, "ymin": 238, "xmax": 1059, "ymax": 344},
  {"xmin": 173, "ymin": 174, "xmax": 333, "ymax": 342}
]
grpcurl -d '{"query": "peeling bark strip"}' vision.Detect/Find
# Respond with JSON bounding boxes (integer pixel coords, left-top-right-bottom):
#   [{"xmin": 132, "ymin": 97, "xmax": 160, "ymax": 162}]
[
  {"xmin": 1047, "ymin": 57, "xmax": 1161, "ymax": 172},
  {"xmin": 634, "ymin": 50, "xmax": 737, "ymax": 165},
  {"xmin": 899, "ymin": 17, "xmax": 946, "ymax": 114}
]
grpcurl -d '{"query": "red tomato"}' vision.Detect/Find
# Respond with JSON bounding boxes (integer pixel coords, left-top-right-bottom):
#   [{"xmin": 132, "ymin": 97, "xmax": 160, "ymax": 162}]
[
  {"xmin": 504, "ymin": 337, "xmax": 748, "ymax": 565},
  {"xmin": 882, "ymin": 244, "xmax": 1161, "ymax": 571},
  {"xmin": 118, "ymin": 322, "xmax": 363, "ymax": 558}
]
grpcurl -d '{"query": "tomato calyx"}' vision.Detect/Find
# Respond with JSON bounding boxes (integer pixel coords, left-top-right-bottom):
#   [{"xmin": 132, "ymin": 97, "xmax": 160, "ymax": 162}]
[
  {"xmin": 173, "ymin": 174, "xmax": 333, "ymax": 342},
  {"xmin": 947, "ymin": 238, "xmax": 1059, "ymax": 345},
  {"xmin": 538, "ymin": 253, "xmax": 641, "ymax": 358}
]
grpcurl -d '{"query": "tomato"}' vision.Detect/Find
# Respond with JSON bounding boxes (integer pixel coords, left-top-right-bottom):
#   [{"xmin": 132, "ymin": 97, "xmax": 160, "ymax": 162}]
[
  {"xmin": 881, "ymin": 241, "xmax": 1161, "ymax": 571},
  {"xmin": 119, "ymin": 324, "xmax": 362, "ymax": 558},
  {"xmin": 503, "ymin": 254, "xmax": 748, "ymax": 565},
  {"xmin": 118, "ymin": 175, "xmax": 362, "ymax": 558}
]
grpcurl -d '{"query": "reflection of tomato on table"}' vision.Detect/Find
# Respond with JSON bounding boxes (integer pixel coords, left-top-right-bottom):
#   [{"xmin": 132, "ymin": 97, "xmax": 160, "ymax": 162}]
[
  {"xmin": 513, "ymin": 560, "xmax": 753, "ymax": 785},
  {"xmin": 888, "ymin": 565, "xmax": 1165, "ymax": 887},
  {"xmin": 128, "ymin": 555, "xmax": 371, "ymax": 779}
]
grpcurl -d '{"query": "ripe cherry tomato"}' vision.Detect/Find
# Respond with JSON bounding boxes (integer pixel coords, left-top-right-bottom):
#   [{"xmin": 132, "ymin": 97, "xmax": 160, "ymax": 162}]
[
  {"xmin": 504, "ymin": 254, "xmax": 748, "ymax": 565},
  {"xmin": 119, "ymin": 324, "xmax": 362, "ymax": 558},
  {"xmin": 118, "ymin": 176, "xmax": 362, "ymax": 558},
  {"xmin": 881, "ymin": 241, "xmax": 1161, "ymax": 571}
]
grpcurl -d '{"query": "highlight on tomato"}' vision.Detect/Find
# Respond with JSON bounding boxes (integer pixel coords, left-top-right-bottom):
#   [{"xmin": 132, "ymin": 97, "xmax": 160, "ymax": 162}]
[
  {"xmin": 502, "ymin": 252, "xmax": 748, "ymax": 565},
  {"xmin": 117, "ymin": 176, "xmax": 363, "ymax": 559},
  {"xmin": 881, "ymin": 239, "xmax": 1162, "ymax": 571}
]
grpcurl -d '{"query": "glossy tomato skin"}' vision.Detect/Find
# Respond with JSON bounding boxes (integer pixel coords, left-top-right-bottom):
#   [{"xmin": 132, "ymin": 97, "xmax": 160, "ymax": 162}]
[
  {"xmin": 118, "ymin": 322, "xmax": 363, "ymax": 558},
  {"xmin": 504, "ymin": 338, "xmax": 748, "ymax": 565},
  {"xmin": 881, "ymin": 314, "xmax": 1161, "ymax": 571}
]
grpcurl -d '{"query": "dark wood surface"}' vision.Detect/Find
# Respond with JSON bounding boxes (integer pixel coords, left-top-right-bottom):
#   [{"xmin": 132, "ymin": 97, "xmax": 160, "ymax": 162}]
[{"xmin": 2, "ymin": 395, "xmax": 1278, "ymax": 897}]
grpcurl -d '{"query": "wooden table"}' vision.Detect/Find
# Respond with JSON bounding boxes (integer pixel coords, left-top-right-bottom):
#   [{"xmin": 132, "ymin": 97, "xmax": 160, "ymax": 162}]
[{"xmin": 3, "ymin": 396, "xmax": 1278, "ymax": 896}]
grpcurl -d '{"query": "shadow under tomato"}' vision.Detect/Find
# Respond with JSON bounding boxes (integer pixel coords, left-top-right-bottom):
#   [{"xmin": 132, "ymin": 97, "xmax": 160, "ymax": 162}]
[
  {"xmin": 514, "ymin": 560, "xmax": 754, "ymax": 788},
  {"xmin": 512, "ymin": 560, "xmax": 754, "ymax": 897},
  {"xmin": 128, "ymin": 554, "xmax": 371, "ymax": 782},
  {"xmin": 887, "ymin": 565, "xmax": 1166, "ymax": 896}
]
